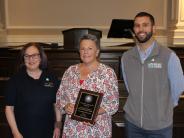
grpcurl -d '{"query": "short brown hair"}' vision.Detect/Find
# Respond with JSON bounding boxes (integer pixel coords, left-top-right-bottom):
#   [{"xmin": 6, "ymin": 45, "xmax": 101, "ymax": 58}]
[{"xmin": 19, "ymin": 42, "xmax": 48, "ymax": 69}]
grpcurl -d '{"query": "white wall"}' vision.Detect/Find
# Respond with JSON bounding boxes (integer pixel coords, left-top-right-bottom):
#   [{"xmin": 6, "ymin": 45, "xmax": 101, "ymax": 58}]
[
  {"xmin": 0, "ymin": 0, "xmax": 4, "ymax": 29},
  {"xmin": 6, "ymin": 0, "xmax": 166, "ymax": 28},
  {"xmin": 2, "ymin": 0, "xmax": 169, "ymax": 46}
]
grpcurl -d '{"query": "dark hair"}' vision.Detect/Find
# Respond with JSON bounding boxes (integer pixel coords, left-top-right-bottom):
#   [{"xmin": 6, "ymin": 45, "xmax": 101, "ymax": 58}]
[
  {"xmin": 79, "ymin": 34, "xmax": 100, "ymax": 50},
  {"xmin": 134, "ymin": 12, "xmax": 155, "ymax": 26},
  {"xmin": 19, "ymin": 42, "xmax": 48, "ymax": 70}
]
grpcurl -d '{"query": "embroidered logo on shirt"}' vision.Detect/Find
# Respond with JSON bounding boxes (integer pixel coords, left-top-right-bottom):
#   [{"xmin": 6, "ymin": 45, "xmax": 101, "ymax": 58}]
[
  {"xmin": 44, "ymin": 77, "xmax": 54, "ymax": 87},
  {"xmin": 148, "ymin": 59, "xmax": 162, "ymax": 69}
]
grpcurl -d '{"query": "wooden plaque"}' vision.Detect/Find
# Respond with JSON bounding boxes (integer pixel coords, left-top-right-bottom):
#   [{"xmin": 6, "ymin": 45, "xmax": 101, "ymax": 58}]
[{"xmin": 71, "ymin": 89, "xmax": 103, "ymax": 124}]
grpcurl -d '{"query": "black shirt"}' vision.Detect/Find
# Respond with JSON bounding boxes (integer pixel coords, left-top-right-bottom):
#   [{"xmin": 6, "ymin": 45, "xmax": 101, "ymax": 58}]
[{"xmin": 5, "ymin": 68, "xmax": 60, "ymax": 138}]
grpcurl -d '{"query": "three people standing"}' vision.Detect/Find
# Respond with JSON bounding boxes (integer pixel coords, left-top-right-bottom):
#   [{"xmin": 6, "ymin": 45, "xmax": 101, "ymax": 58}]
[{"xmin": 4, "ymin": 11, "xmax": 184, "ymax": 138}]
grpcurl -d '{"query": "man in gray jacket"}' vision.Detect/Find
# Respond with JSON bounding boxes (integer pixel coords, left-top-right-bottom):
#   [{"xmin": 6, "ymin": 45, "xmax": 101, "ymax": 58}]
[{"xmin": 121, "ymin": 12, "xmax": 184, "ymax": 138}]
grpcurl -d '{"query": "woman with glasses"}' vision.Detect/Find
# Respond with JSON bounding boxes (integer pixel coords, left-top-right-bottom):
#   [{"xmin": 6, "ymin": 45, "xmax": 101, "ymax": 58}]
[{"xmin": 5, "ymin": 42, "xmax": 61, "ymax": 138}]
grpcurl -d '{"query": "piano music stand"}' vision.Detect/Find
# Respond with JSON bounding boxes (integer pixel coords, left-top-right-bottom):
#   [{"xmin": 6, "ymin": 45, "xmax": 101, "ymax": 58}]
[{"xmin": 108, "ymin": 19, "xmax": 134, "ymax": 39}]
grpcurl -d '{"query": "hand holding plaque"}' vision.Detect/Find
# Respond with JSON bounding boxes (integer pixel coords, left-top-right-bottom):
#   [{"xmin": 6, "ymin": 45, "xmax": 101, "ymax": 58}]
[{"xmin": 71, "ymin": 89, "xmax": 103, "ymax": 125}]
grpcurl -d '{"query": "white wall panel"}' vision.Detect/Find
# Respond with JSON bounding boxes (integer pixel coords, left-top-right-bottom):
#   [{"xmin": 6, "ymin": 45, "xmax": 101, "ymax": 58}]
[{"xmin": 5, "ymin": 0, "xmax": 167, "ymax": 29}]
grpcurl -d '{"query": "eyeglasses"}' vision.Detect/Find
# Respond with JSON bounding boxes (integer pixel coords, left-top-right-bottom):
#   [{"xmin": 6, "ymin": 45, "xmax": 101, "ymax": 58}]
[{"xmin": 24, "ymin": 53, "xmax": 40, "ymax": 60}]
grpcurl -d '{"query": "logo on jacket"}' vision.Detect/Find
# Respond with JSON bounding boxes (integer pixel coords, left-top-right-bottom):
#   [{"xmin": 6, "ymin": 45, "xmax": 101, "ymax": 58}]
[
  {"xmin": 44, "ymin": 77, "xmax": 54, "ymax": 87},
  {"xmin": 147, "ymin": 58, "xmax": 162, "ymax": 69}
]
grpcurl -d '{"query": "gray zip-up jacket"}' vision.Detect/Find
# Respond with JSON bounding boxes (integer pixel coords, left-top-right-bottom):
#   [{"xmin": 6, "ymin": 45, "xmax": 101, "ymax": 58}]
[{"xmin": 122, "ymin": 42, "xmax": 174, "ymax": 130}]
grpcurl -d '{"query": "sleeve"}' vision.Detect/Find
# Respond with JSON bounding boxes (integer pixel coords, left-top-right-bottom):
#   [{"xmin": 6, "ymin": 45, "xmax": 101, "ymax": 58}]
[
  {"xmin": 121, "ymin": 55, "xmax": 129, "ymax": 92},
  {"xmin": 168, "ymin": 52, "xmax": 184, "ymax": 106},
  {"xmin": 5, "ymin": 77, "xmax": 17, "ymax": 106},
  {"xmin": 101, "ymin": 68, "xmax": 119, "ymax": 116},
  {"xmin": 56, "ymin": 67, "xmax": 72, "ymax": 111}
]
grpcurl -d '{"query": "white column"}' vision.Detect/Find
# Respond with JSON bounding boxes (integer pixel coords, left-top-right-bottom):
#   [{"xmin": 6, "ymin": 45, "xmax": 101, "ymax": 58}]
[
  {"xmin": 0, "ymin": 0, "xmax": 4, "ymax": 29},
  {"xmin": 169, "ymin": 0, "xmax": 184, "ymax": 45},
  {"xmin": 0, "ymin": 0, "xmax": 6, "ymax": 43},
  {"xmin": 0, "ymin": 6, "xmax": 3, "ymax": 29}
]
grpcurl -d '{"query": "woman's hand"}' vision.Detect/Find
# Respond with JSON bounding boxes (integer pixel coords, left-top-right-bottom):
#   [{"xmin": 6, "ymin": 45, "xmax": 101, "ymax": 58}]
[
  {"xmin": 53, "ymin": 127, "xmax": 60, "ymax": 138},
  {"xmin": 13, "ymin": 131, "xmax": 23, "ymax": 138},
  {"xmin": 98, "ymin": 107, "xmax": 106, "ymax": 115},
  {"xmin": 64, "ymin": 103, "xmax": 74, "ymax": 115},
  {"xmin": 92, "ymin": 107, "xmax": 106, "ymax": 122}
]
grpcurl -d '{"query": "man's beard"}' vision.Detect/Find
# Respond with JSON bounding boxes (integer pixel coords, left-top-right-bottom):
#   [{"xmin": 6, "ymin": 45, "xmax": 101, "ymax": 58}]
[{"xmin": 135, "ymin": 31, "xmax": 153, "ymax": 43}]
